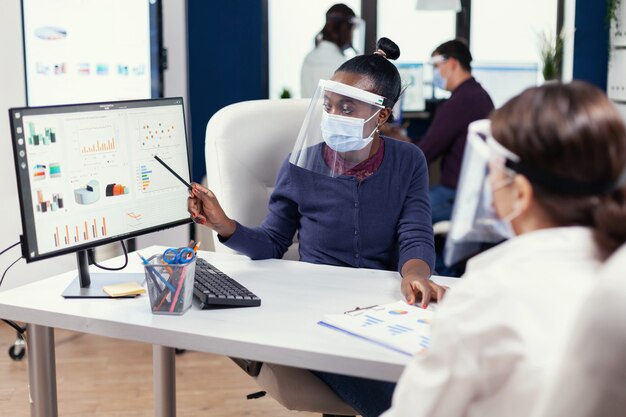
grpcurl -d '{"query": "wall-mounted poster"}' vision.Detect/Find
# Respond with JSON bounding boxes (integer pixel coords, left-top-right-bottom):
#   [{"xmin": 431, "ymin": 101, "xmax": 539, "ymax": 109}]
[{"xmin": 22, "ymin": 0, "xmax": 163, "ymax": 106}]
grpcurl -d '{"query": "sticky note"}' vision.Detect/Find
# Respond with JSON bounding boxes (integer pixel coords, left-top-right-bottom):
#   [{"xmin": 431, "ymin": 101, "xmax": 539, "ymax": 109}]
[{"xmin": 103, "ymin": 282, "xmax": 146, "ymax": 297}]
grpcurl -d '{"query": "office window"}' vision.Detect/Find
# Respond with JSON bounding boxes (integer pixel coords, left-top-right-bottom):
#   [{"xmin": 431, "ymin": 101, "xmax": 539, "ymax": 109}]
[
  {"xmin": 471, "ymin": 0, "xmax": 558, "ymax": 106},
  {"xmin": 377, "ymin": 0, "xmax": 456, "ymax": 64},
  {"xmin": 268, "ymin": 0, "xmax": 361, "ymax": 99},
  {"xmin": 377, "ymin": 0, "xmax": 456, "ymax": 100}
]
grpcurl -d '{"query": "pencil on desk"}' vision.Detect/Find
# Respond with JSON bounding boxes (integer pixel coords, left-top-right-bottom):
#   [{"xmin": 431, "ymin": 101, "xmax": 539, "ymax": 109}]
[
  {"xmin": 169, "ymin": 264, "xmax": 187, "ymax": 313},
  {"xmin": 149, "ymin": 264, "xmax": 176, "ymax": 293}
]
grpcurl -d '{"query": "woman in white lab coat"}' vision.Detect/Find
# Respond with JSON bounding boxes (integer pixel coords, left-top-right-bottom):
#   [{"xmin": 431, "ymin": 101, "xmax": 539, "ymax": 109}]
[
  {"xmin": 381, "ymin": 81, "xmax": 626, "ymax": 417},
  {"xmin": 531, "ymin": 243, "xmax": 626, "ymax": 417}
]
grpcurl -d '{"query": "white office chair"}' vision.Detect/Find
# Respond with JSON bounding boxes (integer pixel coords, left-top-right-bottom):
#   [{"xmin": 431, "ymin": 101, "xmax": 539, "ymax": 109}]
[
  {"xmin": 202, "ymin": 98, "xmax": 357, "ymax": 416},
  {"xmin": 201, "ymin": 98, "xmax": 310, "ymax": 260}
]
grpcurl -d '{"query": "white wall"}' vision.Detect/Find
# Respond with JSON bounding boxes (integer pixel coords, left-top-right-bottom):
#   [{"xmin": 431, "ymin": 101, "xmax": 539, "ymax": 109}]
[
  {"xmin": 561, "ymin": 0, "xmax": 576, "ymax": 82},
  {"xmin": 134, "ymin": 0, "xmax": 191, "ymax": 252},
  {"xmin": 268, "ymin": 0, "xmax": 361, "ymax": 99},
  {"xmin": 0, "ymin": 0, "xmax": 190, "ymax": 290}
]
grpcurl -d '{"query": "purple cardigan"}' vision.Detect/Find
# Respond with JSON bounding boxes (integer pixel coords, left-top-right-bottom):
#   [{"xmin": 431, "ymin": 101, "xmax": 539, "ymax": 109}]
[
  {"xmin": 221, "ymin": 138, "xmax": 435, "ymax": 274},
  {"xmin": 416, "ymin": 77, "xmax": 494, "ymax": 189}
]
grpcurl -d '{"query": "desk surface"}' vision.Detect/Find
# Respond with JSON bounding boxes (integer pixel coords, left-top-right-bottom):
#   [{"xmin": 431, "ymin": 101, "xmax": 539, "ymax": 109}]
[{"xmin": 0, "ymin": 247, "xmax": 459, "ymax": 382}]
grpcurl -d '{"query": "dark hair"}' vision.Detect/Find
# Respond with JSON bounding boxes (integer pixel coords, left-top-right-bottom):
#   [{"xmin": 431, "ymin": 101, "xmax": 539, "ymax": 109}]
[
  {"xmin": 491, "ymin": 81, "xmax": 626, "ymax": 258},
  {"xmin": 320, "ymin": 4, "xmax": 356, "ymax": 47},
  {"xmin": 336, "ymin": 37, "xmax": 402, "ymax": 108},
  {"xmin": 433, "ymin": 39, "xmax": 472, "ymax": 72},
  {"xmin": 326, "ymin": 3, "xmax": 355, "ymax": 19}
]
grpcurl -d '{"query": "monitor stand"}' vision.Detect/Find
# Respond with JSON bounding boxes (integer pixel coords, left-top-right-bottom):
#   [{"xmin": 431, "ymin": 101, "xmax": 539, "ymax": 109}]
[{"xmin": 62, "ymin": 249, "xmax": 143, "ymax": 299}]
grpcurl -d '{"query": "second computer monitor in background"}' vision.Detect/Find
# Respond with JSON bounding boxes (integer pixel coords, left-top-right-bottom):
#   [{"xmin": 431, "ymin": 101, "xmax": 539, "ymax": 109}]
[
  {"xmin": 472, "ymin": 63, "xmax": 539, "ymax": 108},
  {"xmin": 396, "ymin": 63, "xmax": 426, "ymax": 113}
]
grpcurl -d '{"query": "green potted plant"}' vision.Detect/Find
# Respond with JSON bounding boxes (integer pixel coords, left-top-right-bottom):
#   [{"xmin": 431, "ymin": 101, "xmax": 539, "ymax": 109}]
[
  {"xmin": 608, "ymin": 0, "xmax": 623, "ymax": 58},
  {"xmin": 280, "ymin": 88, "xmax": 292, "ymax": 99},
  {"xmin": 608, "ymin": 0, "xmax": 622, "ymax": 29},
  {"xmin": 539, "ymin": 30, "xmax": 565, "ymax": 82}
]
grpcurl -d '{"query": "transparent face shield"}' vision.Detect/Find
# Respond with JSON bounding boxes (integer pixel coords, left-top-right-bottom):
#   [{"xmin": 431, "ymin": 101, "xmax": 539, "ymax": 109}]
[
  {"xmin": 289, "ymin": 79, "xmax": 387, "ymax": 178},
  {"xmin": 428, "ymin": 54, "xmax": 449, "ymax": 92},
  {"xmin": 444, "ymin": 119, "xmax": 520, "ymax": 267},
  {"xmin": 347, "ymin": 17, "xmax": 366, "ymax": 57}
]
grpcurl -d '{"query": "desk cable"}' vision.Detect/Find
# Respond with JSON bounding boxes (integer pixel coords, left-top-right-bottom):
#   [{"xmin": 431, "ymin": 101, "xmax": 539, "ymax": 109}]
[
  {"xmin": 87, "ymin": 240, "xmax": 129, "ymax": 271},
  {"xmin": 0, "ymin": 241, "xmax": 22, "ymax": 289},
  {"xmin": 0, "ymin": 241, "xmax": 26, "ymax": 343}
]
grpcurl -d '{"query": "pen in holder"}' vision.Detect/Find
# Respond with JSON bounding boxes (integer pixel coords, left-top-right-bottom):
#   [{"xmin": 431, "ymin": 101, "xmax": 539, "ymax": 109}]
[{"xmin": 143, "ymin": 253, "xmax": 196, "ymax": 315}]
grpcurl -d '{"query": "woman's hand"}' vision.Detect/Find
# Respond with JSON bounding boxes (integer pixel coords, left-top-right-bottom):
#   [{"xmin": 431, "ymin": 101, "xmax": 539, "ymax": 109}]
[
  {"xmin": 401, "ymin": 274, "xmax": 446, "ymax": 308},
  {"xmin": 188, "ymin": 182, "xmax": 237, "ymax": 238},
  {"xmin": 400, "ymin": 259, "xmax": 446, "ymax": 308}
]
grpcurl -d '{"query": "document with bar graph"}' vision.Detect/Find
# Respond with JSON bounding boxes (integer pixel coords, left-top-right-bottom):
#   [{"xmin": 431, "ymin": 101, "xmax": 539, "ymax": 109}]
[{"xmin": 318, "ymin": 300, "xmax": 434, "ymax": 356}]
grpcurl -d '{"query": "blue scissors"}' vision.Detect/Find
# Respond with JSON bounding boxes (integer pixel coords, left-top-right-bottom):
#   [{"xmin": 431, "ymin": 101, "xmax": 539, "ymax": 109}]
[{"xmin": 162, "ymin": 247, "xmax": 195, "ymax": 264}]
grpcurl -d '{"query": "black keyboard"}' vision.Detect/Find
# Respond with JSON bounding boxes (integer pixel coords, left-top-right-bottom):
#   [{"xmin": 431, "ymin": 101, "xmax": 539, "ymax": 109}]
[{"xmin": 193, "ymin": 258, "xmax": 261, "ymax": 308}]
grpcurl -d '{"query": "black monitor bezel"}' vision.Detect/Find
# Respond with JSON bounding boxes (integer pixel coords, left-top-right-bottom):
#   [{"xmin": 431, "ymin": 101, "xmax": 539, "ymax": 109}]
[
  {"xmin": 9, "ymin": 97, "xmax": 192, "ymax": 263},
  {"xmin": 20, "ymin": 0, "xmax": 165, "ymax": 105}
]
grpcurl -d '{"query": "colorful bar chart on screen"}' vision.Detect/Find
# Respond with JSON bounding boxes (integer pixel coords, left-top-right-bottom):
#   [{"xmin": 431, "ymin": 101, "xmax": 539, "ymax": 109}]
[
  {"xmin": 49, "ymin": 162, "xmax": 61, "ymax": 177},
  {"xmin": 53, "ymin": 216, "xmax": 109, "ymax": 247},
  {"xmin": 80, "ymin": 137, "xmax": 116, "ymax": 154},
  {"xmin": 77, "ymin": 124, "xmax": 117, "ymax": 155},
  {"xmin": 138, "ymin": 164, "xmax": 152, "ymax": 191},
  {"xmin": 27, "ymin": 122, "xmax": 57, "ymax": 146},
  {"xmin": 105, "ymin": 183, "xmax": 129, "ymax": 197},
  {"xmin": 35, "ymin": 189, "xmax": 64, "ymax": 213},
  {"xmin": 73, "ymin": 124, "xmax": 120, "ymax": 166},
  {"xmin": 136, "ymin": 159, "xmax": 188, "ymax": 194},
  {"xmin": 32, "ymin": 164, "xmax": 47, "ymax": 181}
]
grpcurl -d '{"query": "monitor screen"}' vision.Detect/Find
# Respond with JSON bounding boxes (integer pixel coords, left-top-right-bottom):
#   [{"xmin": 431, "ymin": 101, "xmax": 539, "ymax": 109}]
[
  {"xmin": 396, "ymin": 63, "xmax": 426, "ymax": 112},
  {"xmin": 472, "ymin": 63, "xmax": 539, "ymax": 108},
  {"xmin": 9, "ymin": 98, "xmax": 191, "ymax": 263},
  {"xmin": 21, "ymin": 0, "xmax": 163, "ymax": 106}
]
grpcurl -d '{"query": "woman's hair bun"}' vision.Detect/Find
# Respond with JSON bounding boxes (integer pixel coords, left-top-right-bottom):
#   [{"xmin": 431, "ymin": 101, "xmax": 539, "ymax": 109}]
[{"xmin": 375, "ymin": 37, "xmax": 400, "ymax": 61}]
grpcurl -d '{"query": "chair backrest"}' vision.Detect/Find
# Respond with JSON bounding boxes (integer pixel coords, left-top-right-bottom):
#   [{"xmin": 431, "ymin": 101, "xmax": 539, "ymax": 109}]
[{"xmin": 204, "ymin": 98, "xmax": 310, "ymax": 259}]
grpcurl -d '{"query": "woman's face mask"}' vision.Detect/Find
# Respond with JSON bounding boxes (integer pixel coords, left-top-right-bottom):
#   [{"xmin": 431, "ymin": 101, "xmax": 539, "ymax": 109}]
[
  {"xmin": 481, "ymin": 169, "xmax": 522, "ymax": 239},
  {"xmin": 479, "ymin": 178, "xmax": 516, "ymax": 239},
  {"xmin": 433, "ymin": 67, "xmax": 448, "ymax": 91},
  {"xmin": 321, "ymin": 110, "xmax": 380, "ymax": 152}
]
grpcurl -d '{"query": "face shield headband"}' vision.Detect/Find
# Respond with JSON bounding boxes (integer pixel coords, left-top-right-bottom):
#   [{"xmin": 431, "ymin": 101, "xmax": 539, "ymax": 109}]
[
  {"xmin": 487, "ymin": 136, "xmax": 626, "ymax": 196},
  {"xmin": 289, "ymin": 79, "xmax": 390, "ymax": 178},
  {"xmin": 348, "ymin": 17, "xmax": 366, "ymax": 55},
  {"xmin": 427, "ymin": 55, "xmax": 448, "ymax": 65}
]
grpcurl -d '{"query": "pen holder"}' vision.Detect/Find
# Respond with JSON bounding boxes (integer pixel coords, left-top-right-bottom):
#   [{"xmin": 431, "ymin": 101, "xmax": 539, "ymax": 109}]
[{"xmin": 144, "ymin": 256, "xmax": 196, "ymax": 315}]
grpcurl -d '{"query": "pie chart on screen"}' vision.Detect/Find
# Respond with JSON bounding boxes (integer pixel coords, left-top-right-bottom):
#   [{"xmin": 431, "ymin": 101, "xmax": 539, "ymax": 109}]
[{"xmin": 34, "ymin": 26, "xmax": 67, "ymax": 40}]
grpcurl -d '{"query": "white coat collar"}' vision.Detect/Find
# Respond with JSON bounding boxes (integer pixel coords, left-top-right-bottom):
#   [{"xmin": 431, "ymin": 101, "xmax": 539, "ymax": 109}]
[{"xmin": 467, "ymin": 226, "xmax": 600, "ymax": 272}]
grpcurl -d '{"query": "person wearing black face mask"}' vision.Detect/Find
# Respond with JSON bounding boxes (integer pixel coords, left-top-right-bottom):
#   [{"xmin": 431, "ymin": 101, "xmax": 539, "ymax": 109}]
[{"xmin": 300, "ymin": 3, "xmax": 360, "ymax": 98}]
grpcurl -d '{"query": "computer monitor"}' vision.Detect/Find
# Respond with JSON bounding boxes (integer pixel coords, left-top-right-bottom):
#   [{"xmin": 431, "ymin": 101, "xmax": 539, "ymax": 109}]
[
  {"xmin": 396, "ymin": 63, "xmax": 426, "ymax": 112},
  {"xmin": 9, "ymin": 97, "xmax": 192, "ymax": 298},
  {"xmin": 21, "ymin": 0, "xmax": 164, "ymax": 106},
  {"xmin": 472, "ymin": 63, "xmax": 539, "ymax": 108}
]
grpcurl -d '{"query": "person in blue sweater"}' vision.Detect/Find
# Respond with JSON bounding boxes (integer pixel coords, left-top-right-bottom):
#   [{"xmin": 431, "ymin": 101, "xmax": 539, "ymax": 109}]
[
  {"xmin": 189, "ymin": 37, "xmax": 444, "ymax": 309},
  {"xmin": 189, "ymin": 36, "xmax": 442, "ymax": 417}
]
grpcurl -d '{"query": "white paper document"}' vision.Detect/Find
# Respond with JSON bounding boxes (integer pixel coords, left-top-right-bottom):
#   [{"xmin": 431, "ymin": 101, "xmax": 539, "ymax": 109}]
[{"xmin": 319, "ymin": 300, "xmax": 434, "ymax": 356}]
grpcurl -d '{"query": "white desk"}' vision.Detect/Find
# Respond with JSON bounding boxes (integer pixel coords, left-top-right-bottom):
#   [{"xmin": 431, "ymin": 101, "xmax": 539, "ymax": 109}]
[{"xmin": 0, "ymin": 246, "xmax": 459, "ymax": 417}]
